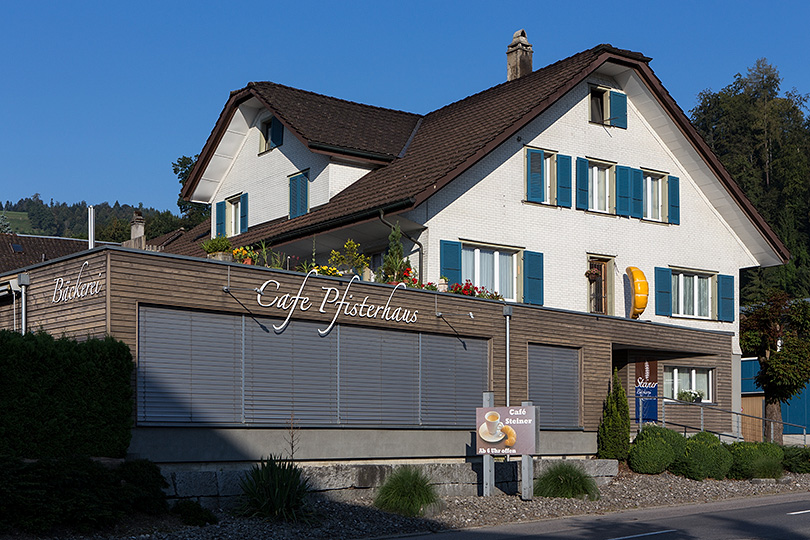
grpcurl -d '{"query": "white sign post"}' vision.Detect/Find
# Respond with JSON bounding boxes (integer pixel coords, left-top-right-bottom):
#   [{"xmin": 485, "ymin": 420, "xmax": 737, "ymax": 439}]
[
  {"xmin": 521, "ymin": 401, "xmax": 534, "ymax": 501},
  {"xmin": 482, "ymin": 392, "xmax": 494, "ymax": 496}
]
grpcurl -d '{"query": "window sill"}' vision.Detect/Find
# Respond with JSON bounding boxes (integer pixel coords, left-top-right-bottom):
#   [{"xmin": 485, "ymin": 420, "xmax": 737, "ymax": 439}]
[{"xmin": 670, "ymin": 314, "xmax": 714, "ymax": 321}]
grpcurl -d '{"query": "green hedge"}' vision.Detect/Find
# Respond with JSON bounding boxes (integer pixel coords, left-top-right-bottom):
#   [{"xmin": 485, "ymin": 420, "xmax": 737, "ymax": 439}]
[
  {"xmin": 783, "ymin": 446, "xmax": 810, "ymax": 473},
  {"xmin": 0, "ymin": 330, "xmax": 134, "ymax": 458},
  {"xmin": 670, "ymin": 434, "xmax": 732, "ymax": 480},
  {"xmin": 634, "ymin": 424, "xmax": 687, "ymax": 463},
  {"xmin": 628, "ymin": 435, "xmax": 675, "ymax": 474},
  {"xmin": 727, "ymin": 442, "xmax": 785, "ymax": 480}
]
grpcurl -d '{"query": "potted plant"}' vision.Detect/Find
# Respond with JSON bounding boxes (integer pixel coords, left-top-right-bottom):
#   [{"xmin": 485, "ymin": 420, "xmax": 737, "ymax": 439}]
[
  {"xmin": 676, "ymin": 389, "xmax": 705, "ymax": 403},
  {"xmin": 584, "ymin": 267, "xmax": 601, "ymax": 282},
  {"xmin": 201, "ymin": 235, "xmax": 233, "ymax": 261},
  {"xmin": 328, "ymin": 239, "xmax": 370, "ymax": 278},
  {"xmin": 233, "ymin": 246, "xmax": 257, "ymax": 265}
]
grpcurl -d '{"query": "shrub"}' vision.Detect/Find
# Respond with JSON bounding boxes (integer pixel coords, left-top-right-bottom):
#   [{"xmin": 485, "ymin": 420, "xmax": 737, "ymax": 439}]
[
  {"xmin": 689, "ymin": 431, "xmax": 722, "ymax": 446},
  {"xmin": 783, "ymin": 446, "xmax": 810, "ymax": 473},
  {"xmin": 670, "ymin": 438, "xmax": 732, "ymax": 480},
  {"xmin": 750, "ymin": 455, "xmax": 784, "ymax": 479},
  {"xmin": 172, "ymin": 499, "xmax": 218, "ymax": 526},
  {"xmin": 237, "ymin": 455, "xmax": 311, "ymax": 522},
  {"xmin": 201, "ymin": 235, "xmax": 231, "ymax": 253},
  {"xmin": 118, "ymin": 459, "xmax": 169, "ymax": 515},
  {"xmin": 629, "ymin": 436, "xmax": 676, "ymax": 474},
  {"xmin": 374, "ymin": 466, "xmax": 439, "ymax": 517},
  {"xmin": 0, "ymin": 331, "xmax": 134, "ymax": 459},
  {"xmin": 597, "ymin": 370, "xmax": 630, "ymax": 460},
  {"xmin": 634, "ymin": 424, "xmax": 687, "ymax": 462},
  {"xmin": 533, "ymin": 462, "xmax": 600, "ymax": 500}
]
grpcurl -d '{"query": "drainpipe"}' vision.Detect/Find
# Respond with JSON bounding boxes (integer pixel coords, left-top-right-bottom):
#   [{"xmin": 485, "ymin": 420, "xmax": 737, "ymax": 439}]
[
  {"xmin": 504, "ymin": 304, "xmax": 513, "ymax": 406},
  {"xmin": 379, "ymin": 210, "xmax": 424, "ymax": 284},
  {"xmin": 88, "ymin": 205, "xmax": 95, "ymax": 249},
  {"xmin": 18, "ymin": 273, "xmax": 30, "ymax": 335}
]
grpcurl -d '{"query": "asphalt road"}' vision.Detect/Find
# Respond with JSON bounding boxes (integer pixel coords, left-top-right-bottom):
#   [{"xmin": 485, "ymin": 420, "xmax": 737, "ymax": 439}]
[{"xmin": 398, "ymin": 492, "xmax": 810, "ymax": 539}]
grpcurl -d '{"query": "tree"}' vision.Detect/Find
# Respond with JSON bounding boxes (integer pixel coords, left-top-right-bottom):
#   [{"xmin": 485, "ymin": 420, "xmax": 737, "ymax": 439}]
[
  {"xmin": 597, "ymin": 369, "xmax": 630, "ymax": 460},
  {"xmin": 690, "ymin": 60, "xmax": 810, "ymax": 303},
  {"xmin": 377, "ymin": 223, "xmax": 412, "ymax": 283},
  {"xmin": 741, "ymin": 291, "xmax": 810, "ymax": 443},
  {"xmin": 0, "ymin": 213, "xmax": 12, "ymax": 234},
  {"xmin": 173, "ymin": 154, "xmax": 209, "ymax": 228}
]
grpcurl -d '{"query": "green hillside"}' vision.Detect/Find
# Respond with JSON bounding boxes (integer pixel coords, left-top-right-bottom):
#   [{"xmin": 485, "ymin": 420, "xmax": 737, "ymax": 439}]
[{"xmin": 3, "ymin": 211, "xmax": 33, "ymax": 234}]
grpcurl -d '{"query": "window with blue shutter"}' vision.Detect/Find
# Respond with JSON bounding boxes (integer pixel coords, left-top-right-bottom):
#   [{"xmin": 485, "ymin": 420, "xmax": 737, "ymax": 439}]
[
  {"xmin": 668, "ymin": 176, "xmax": 680, "ymax": 224},
  {"xmin": 717, "ymin": 274, "xmax": 735, "ymax": 322},
  {"xmin": 239, "ymin": 193, "xmax": 248, "ymax": 233},
  {"xmin": 440, "ymin": 240, "xmax": 462, "ymax": 286},
  {"xmin": 556, "ymin": 154, "xmax": 572, "ymax": 207},
  {"xmin": 215, "ymin": 201, "xmax": 225, "ymax": 237},
  {"xmin": 654, "ymin": 267, "xmax": 672, "ymax": 316},
  {"xmin": 631, "ymin": 168, "xmax": 644, "ymax": 218},
  {"xmin": 576, "ymin": 157, "xmax": 589, "ymax": 210},
  {"xmin": 609, "ymin": 91, "xmax": 627, "ymax": 129},
  {"xmin": 289, "ymin": 172, "xmax": 308, "ymax": 218},
  {"xmin": 523, "ymin": 251, "xmax": 544, "ymax": 306},
  {"xmin": 526, "ymin": 149, "xmax": 544, "ymax": 203},
  {"xmin": 615, "ymin": 166, "xmax": 631, "ymax": 217}
]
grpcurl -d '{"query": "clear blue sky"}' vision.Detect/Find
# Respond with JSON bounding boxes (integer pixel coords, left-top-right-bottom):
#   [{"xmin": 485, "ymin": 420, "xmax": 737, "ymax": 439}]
[{"xmin": 1, "ymin": 1, "xmax": 807, "ymax": 215}]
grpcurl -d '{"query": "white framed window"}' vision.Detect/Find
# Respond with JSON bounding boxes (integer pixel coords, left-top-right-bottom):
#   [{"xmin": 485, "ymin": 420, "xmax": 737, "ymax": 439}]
[
  {"xmin": 643, "ymin": 173, "xmax": 664, "ymax": 221},
  {"xmin": 525, "ymin": 147, "xmax": 557, "ymax": 204},
  {"xmin": 590, "ymin": 87, "xmax": 608, "ymax": 124},
  {"xmin": 589, "ymin": 162, "xmax": 612, "ymax": 213},
  {"xmin": 461, "ymin": 245, "xmax": 517, "ymax": 301},
  {"xmin": 671, "ymin": 270, "xmax": 713, "ymax": 318},
  {"xmin": 226, "ymin": 195, "xmax": 241, "ymax": 236},
  {"xmin": 664, "ymin": 366, "xmax": 713, "ymax": 402}
]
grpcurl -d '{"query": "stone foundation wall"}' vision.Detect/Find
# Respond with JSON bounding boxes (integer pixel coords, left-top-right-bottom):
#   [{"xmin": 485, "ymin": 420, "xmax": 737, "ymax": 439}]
[{"xmin": 161, "ymin": 458, "xmax": 618, "ymax": 510}]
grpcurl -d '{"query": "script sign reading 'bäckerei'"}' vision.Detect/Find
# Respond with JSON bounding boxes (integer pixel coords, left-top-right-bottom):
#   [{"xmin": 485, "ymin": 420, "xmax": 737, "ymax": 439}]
[{"xmin": 476, "ymin": 407, "xmax": 536, "ymax": 455}]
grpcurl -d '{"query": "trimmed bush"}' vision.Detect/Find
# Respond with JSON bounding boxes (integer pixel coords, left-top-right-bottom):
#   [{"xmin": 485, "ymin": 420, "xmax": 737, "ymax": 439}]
[
  {"xmin": 172, "ymin": 500, "xmax": 218, "ymax": 526},
  {"xmin": 237, "ymin": 455, "xmax": 311, "ymax": 522},
  {"xmin": 629, "ymin": 436, "xmax": 676, "ymax": 474},
  {"xmin": 670, "ymin": 437, "xmax": 733, "ymax": 480},
  {"xmin": 374, "ymin": 466, "xmax": 439, "ymax": 517},
  {"xmin": 783, "ymin": 446, "xmax": 810, "ymax": 473},
  {"xmin": 634, "ymin": 424, "xmax": 687, "ymax": 463},
  {"xmin": 689, "ymin": 431, "xmax": 722, "ymax": 446},
  {"xmin": 118, "ymin": 459, "xmax": 169, "ymax": 515},
  {"xmin": 0, "ymin": 330, "xmax": 134, "ymax": 458},
  {"xmin": 533, "ymin": 462, "xmax": 600, "ymax": 500},
  {"xmin": 727, "ymin": 442, "xmax": 785, "ymax": 480},
  {"xmin": 597, "ymin": 370, "xmax": 630, "ymax": 460}
]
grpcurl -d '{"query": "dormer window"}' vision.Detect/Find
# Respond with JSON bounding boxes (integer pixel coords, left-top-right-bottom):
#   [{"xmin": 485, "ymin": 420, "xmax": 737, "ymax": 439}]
[
  {"xmin": 589, "ymin": 86, "xmax": 627, "ymax": 129},
  {"xmin": 260, "ymin": 116, "xmax": 284, "ymax": 153}
]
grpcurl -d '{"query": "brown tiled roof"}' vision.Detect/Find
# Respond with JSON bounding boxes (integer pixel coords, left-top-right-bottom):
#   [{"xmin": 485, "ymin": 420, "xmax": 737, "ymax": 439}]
[
  {"xmin": 155, "ymin": 218, "xmax": 210, "ymax": 258},
  {"xmin": 249, "ymin": 82, "xmax": 421, "ymax": 159},
  {"xmin": 0, "ymin": 234, "xmax": 113, "ymax": 274},
  {"xmin": 175, "ymin": 43, "xmax": 789, "ymax": 263}
]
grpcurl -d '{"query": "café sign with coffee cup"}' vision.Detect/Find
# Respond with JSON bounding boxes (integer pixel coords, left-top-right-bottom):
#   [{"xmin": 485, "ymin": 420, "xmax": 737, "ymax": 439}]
[{"xmin": 475, "ymin": 406, "xmax": 536, "ymax": 455}]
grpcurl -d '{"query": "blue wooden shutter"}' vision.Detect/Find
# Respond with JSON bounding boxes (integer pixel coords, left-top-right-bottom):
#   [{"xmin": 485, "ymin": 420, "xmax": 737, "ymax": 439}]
[
  {"xmin": 440, "ymin": 240, "xmax": 462, "ymax": 286},
  {"xmin": 654, "ymin": 267, "xmax": 672, "ymax": 316},
  {"xmin": 615, "ymin": 166, "xmax": 631, "ymax": 217},
  {"xmin": 523, "ymin": 251, "xmax": 544, "ymax": 306},
  {"xmin": 556, "ymin": 154, "xmax": 572, "ymax": 207},
  {"xmin": 526, "ymin": 149, "xmax": 544, "ymax": 203},
  {"xmin": 289, "ymin": 176, "xmax": 299, "ymax": 217},
  {"xmin": 215, "ymin": 201, "xmax": 225, "ymax": 236},
  {"xmin": 297, "ymin": 173, "xmax": 308, "ymax": 217},
  {"xmin": 668, "ymin": 176, "xmax": 680, "ymax": 224},
  {"xmin": 270, "ymin": 117, "xmax": 284, "ymax": 148},
  {"xmin": 239, "ymin": 192, "xmax": 248, "ymax": 233},
  {"xmin": 717, "ymin": 274, "xmax": 735, "ymax": 322},
  {"xmin": 609, "ymin": 91, "xmax": 627, "ymax": 129},
  {"xmin": 631, "ymin": 168, "xmax": 644, "ymax": 218},
  {"xmin": 576, "ymin": 157, "xmax": 589, "ymax": 210}
]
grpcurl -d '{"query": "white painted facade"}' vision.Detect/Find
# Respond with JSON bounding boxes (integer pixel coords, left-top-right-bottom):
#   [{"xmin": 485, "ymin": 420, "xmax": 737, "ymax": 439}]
[{"xmin": 403, "ymin": 74, "xmax": 756, "ymax": 354}]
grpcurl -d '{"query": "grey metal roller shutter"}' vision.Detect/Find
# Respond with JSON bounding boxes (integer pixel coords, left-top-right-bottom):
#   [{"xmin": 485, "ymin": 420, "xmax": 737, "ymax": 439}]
[
  {"xmin": 528, "ymin": 344, "xmax": 580, "ymax": 429},
  {"xmin": 338, "ymin": 326, "xmax": 419, "ymax": 426},
  {"xmin": 421, "ymin": 334, "xmax": 488, "ymax": 427}
]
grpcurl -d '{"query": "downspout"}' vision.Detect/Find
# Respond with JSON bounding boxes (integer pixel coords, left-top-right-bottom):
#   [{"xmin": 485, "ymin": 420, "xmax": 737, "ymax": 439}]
[
  {"xmin": 18, "ymin": 273, "xmax": 30, "ymax": 335},
  {"xmin": 379, "ymin": 210, "xmax": 424, "ymax": 284},
  {"xmin": 504, "ymin": 304, "xmax": 512, "ymax": 406}
]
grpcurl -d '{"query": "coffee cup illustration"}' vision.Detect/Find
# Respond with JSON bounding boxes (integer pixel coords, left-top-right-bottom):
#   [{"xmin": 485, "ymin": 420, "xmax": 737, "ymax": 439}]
[{"xmin": 485, "ymin": 410, "xmax": 503, "ymax": 436}]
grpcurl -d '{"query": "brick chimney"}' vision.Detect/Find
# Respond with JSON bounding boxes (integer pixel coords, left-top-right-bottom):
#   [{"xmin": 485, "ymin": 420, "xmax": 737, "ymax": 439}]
[{"xmin": 506, "ymin": 29, "xmax": 533, "ymax": 81}]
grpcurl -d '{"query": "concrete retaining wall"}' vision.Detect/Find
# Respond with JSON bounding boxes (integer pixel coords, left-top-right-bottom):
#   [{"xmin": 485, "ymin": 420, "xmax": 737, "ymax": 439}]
[{"xmin": 161, "ymin": 458, "xmax": 618, "ymax": 509}]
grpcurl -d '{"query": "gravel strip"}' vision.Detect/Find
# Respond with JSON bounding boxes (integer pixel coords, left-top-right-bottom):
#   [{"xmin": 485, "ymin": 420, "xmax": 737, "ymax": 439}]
[{"xmin": 6, "ymin": 471, "xmax": 810, "ymax": 540}]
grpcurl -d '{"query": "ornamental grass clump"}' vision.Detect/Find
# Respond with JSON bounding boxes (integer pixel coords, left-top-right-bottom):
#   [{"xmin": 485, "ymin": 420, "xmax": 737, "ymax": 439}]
[
  {"xmin": 374, "ymin": 466, "xmax": 438, "ymax": 517},
  {"xmin": 533, "ymin": 461, "xmax": 600, "ymax": 500},
  {"xmin": 237, "ymin": 456, "xmax": 311, "ymax": 522}
]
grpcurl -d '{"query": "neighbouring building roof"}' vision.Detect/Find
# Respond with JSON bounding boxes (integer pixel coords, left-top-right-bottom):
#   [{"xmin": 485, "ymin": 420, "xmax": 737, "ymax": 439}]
[
  {"xmin": 177, "ymin": 43, "xmax": 789, "ymax": 263},
  {"xmin": 0, "ymin": 233, "xmax": 115, "ymax": 274}
]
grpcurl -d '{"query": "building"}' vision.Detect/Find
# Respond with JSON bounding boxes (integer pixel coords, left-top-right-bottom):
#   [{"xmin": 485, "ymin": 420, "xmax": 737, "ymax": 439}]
[{"xmin": 0, "ymin": 33, "xmax": 787, "ymax": 465}]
